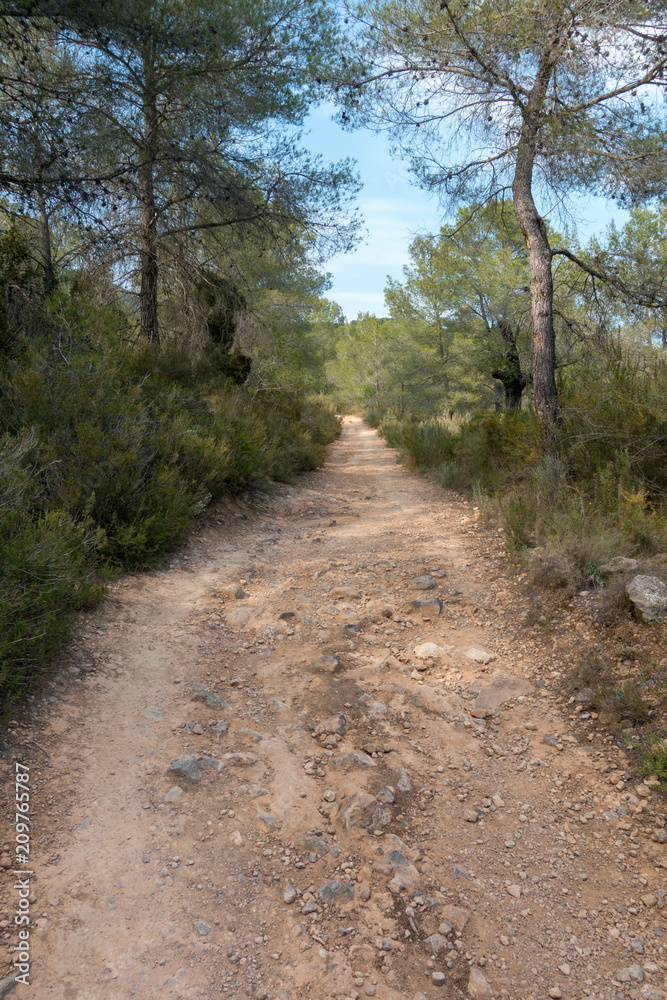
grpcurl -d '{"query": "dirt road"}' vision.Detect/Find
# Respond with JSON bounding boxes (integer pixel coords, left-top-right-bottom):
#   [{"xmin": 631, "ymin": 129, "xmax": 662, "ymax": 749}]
[{"xmin": 1, "ymin": 416, "xmax": 666, "ymax": 1000}]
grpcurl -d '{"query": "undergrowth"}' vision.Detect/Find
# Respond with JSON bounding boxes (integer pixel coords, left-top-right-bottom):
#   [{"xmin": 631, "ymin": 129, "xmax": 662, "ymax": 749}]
[
  {"xmin": 0, "ymin": 301, "xmax": 340, "ymax": 713},
  {"xmin": 376, "ymin": 340, "xmax": 667, "ymax": 595}
]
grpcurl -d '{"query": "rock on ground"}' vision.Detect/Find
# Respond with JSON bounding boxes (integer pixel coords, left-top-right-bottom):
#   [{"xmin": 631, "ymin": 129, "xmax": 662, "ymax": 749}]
[{"xmin": 626, "ymin": 574, "xmax": 667, "ymax": 621}]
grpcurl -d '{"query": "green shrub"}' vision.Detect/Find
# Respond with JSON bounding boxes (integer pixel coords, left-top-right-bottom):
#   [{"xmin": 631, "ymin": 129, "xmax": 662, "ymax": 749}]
[
  {"xmin": 0, "ymin": 433, "xmax": 103, "ymax": 710},
  {"xmin": 641, "ymin": 734, "xmax": 667, "ymax": 785},
  {"xmin": 376, "ymin": 349, "xmax": 667, "ymax": 588},
  {"xmin": 0, "ymin": 329, "xmax": 341, "ymax": 714}
]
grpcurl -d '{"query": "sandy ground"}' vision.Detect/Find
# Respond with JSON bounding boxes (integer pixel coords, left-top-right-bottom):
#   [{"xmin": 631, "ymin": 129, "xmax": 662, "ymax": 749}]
[{"xmin": 1, "ymin": 416, "xmax": 666, "ymax": 1000}]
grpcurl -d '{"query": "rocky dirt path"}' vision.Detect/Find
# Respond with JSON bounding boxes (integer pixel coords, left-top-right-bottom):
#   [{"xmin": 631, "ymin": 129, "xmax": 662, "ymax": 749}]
[{"xmin": 1, "ymin": 416, "xmax": 666, "ymax": 1000}]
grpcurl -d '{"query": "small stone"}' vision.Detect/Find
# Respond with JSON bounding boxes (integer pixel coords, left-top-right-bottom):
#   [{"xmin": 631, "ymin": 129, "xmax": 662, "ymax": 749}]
[
  {"xmin": 315, "ymin": 654, "xmax": 340, "ymax": 672},
  {"xmin": 235, "ymin": 784, "xmax": 269, "ymax": 799},
  {"xmin": 558, "ymin": 963, "xmax": 571, "ymax": 975},
  {"xmin": 191, "ymin": 690, "xmax": 231, "ymax": 710},
  {"xmin": 302, "ymin": 900, "xmax": 319, "ymax": 914},
  {"xmin": 164, "ymin": 756, "xmax": 202, "ymax": 783},
  {"xmin": 396, "ymin": 767, "xmax": 412, "ymax": 792},
  {"xmin": 491, "ymin": 793, "xmax": 504, "ymax": 808},
  {"xmin": 337, "ymin": 793, "xmax": 391, "ymax": 834},
  {"xmin": 283, "ymin": 887, "xmax": 297, "ymax": 904},
  {"xmin": 331, "ymin": 586, "xmax": 361, "ymax": 599},
  {"xmin": 471, "ymin": 708, "xmax": 491, "ymax": 719},
  {"xmin": 467, "ymin": 966, "xmax": 493, "ymax": 999},
  {"xmin": 259, "ymin": 812, "xmax": 277, "ymax": 832},
  {"xmin": 323, "ymin": 789, "xmax": 337, "ymax": 802},
  {"xmin": 238, "ymin": 727, "xmax": 263, "ymax": 740},
  {"xmin": 376, "ymin": 787, "xmax": 395, "ymax": 804},
  {"xmin": 198, "ymin": 755, "xmax": 225, "ymax": 772},
  {"xmin": 654, "ymin": 829, "xmax": 667, "ymax": 843},
  {"xmin": 317, "ymin": 880, "xmax": 354, "ymax": 904},
  {"xmin": 218, "ymin": 584, "xmax": 247, "ymax": 600},
  {"xmin": 424, "ymin": 934, "xmax": 448, "ymax": 954},
  {"xmin": 440, "ymin": 905, "xmax": 471, "ymax": 933},
  {"xmin": 465, "ymin": 647, "xmax": 495, "ymax": 664},
  {"xmin": 411, "ymin": 575, "xmax": 436, "ymax": 590},
  {"xmin": 465, "ymin": 810, "xmax": 479, "ymax": 823},
  {"xmin": 334, "ymin": 750, "xmax": 376, "ymax": 770},
  {"xmin": 211, "ymin": 720, "xmax": 231, "ymax": 736},
  {"xmin": 414, "ymin": 641, "xmax": 449, "ymax": 659},
  {"xmin": 388, "ymin": 869, "xmax": 419, "ymax": 893},
  {"xmin": 506, "ymin": 884, "xmax": 521, "ymax": 899},
  {"xmin": 320, "ymin": 714, "xmax": 347, "ymax": 735},
  {"xmin": 431, "ymin": 971, "xmax": 446, "ymax": 985},
  {"xmin": 298, "ymin": 836, "xmax": 329, "ymax": 856},
  {"xmin": 193, "ymin": 921, "xmax": 210, "ymax": 935},
  {"xmin": 407, "ymin": 598, "xmax": 443, "ymax": 616},
  {"xmin": 164, "ymin": 785, "xmax": 183, "ymax": 802},
  {"xmin": 642, "ymin": 893, "xmax": 658, "ymax": 907},
  {"xmin": 548, "ymin": 990, "xmax": 562, "ymax": 999},
  {"xmin": 223, "ymin": 752, "xmax": 258, "ymax": 766},
  {"xmin": 574, "ymin": 687, "xmax": 594, "ymax": 703},
  {"xmin": 474, "ymin": 674, "xmax": 534, "ymax": 710},
  {"xmin": 230, "ymin": 830, "xmax": 243, "ymax": 846}
]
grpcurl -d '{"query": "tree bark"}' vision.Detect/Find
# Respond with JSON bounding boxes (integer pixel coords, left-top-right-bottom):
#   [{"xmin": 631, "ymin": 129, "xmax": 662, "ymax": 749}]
[
  {"xmin": 139, "ymin": 39, "xmax": 159, "ymax": 343},
  {"xmin": 512, "ymin": 121, "xmax": 560, "ymax": 435},
  {"xmin": 35, "ymin": 179, "xmax": 54, "ymax": 296}
]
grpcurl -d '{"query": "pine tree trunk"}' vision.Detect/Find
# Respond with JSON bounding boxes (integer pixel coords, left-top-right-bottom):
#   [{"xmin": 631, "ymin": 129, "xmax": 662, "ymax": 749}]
[
  {"xmin": 512, "ymin": 117, "xmax": 560, "ymax": 436},
  {"xmin": 36, "ymin": 180, "xmax": 54, "ymax": 296},
  {"xmin": 139, "ymin": 41, "xmax": 159, "ymax": 344}
]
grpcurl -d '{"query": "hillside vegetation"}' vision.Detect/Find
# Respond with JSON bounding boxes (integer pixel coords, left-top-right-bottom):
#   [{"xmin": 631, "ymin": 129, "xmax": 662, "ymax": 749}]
[{"xmin": 0, "ymin": 3, "xmax": 351, "ymax": 712}]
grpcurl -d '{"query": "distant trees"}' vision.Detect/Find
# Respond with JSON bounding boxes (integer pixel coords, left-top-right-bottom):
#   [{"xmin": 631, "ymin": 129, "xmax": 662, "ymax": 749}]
[
  {"xmin": 325, "ymin": 200, "xmax": 593, "ymax": 417},
  {"xmin": 386, "ymin": 202, "xmax": 533, "ymax": 410},
  {"xmin": 347, "ymin": 0, "xmax": 667, "ymax": 435}
]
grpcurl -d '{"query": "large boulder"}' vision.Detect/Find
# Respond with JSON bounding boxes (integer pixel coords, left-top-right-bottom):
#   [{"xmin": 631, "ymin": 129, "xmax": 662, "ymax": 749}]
[{"xmin": 626, "ymin": 575, "xmax": 667, "ymax": 622}]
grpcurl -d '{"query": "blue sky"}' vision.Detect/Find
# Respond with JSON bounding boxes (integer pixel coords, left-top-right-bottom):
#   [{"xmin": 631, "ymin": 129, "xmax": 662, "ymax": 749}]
[{"xmin": 305, "ymin": 103, "xmax": 627, "ymax": 320}]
